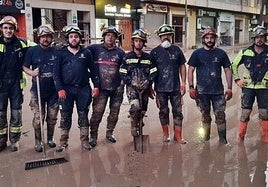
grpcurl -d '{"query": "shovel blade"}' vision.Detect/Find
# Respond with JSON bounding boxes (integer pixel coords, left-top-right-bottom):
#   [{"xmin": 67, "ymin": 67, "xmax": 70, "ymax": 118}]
[{"xmin": 134, "ymin": 135, "xmax": 150, "ymax": 153}]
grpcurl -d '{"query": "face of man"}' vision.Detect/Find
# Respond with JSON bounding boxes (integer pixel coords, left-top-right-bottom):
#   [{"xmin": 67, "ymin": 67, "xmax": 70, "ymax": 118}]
[
  {"xmin": 68, "ymin": 33, "xmax": 80, "ymax": 48},
  {"xmin": 104, "ymin": 32, "xmax": 117, "ymax": 48},
  {"xmin": 1, "ymin": 23, "xmax": 15, "ymax": 41},
  {"xmin": 133, "ymin": 38, "xmax": 144, "ymax": 51},
  {"xmin": 39, "ymin": 34, "xmax": 53, "ymax": 48},
  {"xmin": 203, "ymin": 34, "xmax": 216, "ymax": 49},
  {"xmin": 254, "ymin": 35, "xmax": 266, "ymax": 47}
]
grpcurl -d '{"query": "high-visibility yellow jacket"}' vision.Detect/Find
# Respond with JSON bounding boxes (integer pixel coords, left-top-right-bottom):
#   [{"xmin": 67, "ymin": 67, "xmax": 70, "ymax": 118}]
[{"xmin": 231, "ymin": 45, "xmax": 268, "ymax": 89}]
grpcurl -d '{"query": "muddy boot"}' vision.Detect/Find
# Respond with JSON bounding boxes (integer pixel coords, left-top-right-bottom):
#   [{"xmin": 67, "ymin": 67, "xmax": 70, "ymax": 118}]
[
  {"xmin": 162, "ymin": 125, "xmax": 170, "ymax": 142},
  {"xmin": 174, "ymin": 126, "xmax": 187, "ymax": 144},
  {"xmin": 80, "ymin": 127, "xmax": 91, "ymax": 151},
  {"xmin": 56, "ymin": 129, "xmax": 69, "ymax": 152},
  {"xmin": 238, "ymin": 121, "xmax": 248, "ymax": 141},
  {"xmin": 34, "ymin": 128, "xmax": 43, "ymax": 152},
  {"xmin": 260, "ymin": 120, "xmax": 268, "ymax": 143},
  {"xmin": 218, "ymin": 124, "xmax": 228, "ymax": 144},
  {"xmin": 130, "ymin": 116, "xmax": 139, "ymax": 137},
  {"xmin": 89, "ymin": 137, "xmax": 97, "ymax": 148},
  {"xmin": 0, "ymin": 142, "xmax": 7, "ymax": 152},
  {"xmin": 106, "ymin": 135, "xmax": 117, "ymax": 143},
  {"xmin": 10, "ymin": 142, "xmax": 19, "ymax": 152},
  {"xmin": 47, "ymin": 124, "xmax": 56, "ymax": 148},
  {"xmin": 203, "ymin": 123, "xmax": 211, "ymax": 141}
]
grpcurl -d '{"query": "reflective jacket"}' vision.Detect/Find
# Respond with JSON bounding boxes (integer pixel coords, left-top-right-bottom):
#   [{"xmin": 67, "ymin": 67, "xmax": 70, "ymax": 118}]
[
  {"xmin": 119, "ymin": 51, "xmax": 157, "ymax": 86},
  {"xmin": 232, "ymin": 45, "xmax": 268, "ymax": 89},
  {"xmin": 0, "ymin": 36, "xmax": 35, "ymax": 86}
]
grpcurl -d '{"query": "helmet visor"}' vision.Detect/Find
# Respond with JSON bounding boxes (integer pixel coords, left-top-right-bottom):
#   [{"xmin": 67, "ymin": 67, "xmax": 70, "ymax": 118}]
[
  {"xmin": 66, "ymin": 25, "xmax": 80, "ymax": 33},
  {"xmin": 38, "ymin": 26, "xmax": 53, "ymax": 36}
]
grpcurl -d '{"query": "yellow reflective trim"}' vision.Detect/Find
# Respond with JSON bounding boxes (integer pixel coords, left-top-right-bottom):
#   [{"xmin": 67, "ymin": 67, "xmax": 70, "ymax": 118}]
[
  {"xmin": 119, "ymin": 68, "xmax": 127, "ymax": 74},
  {"xmin": 140, "ymin": 60, "xmax": 150, "ymax": 64},
  {"xmin": 0, "ymin": 128, "xmax": 8, "ymax": 135},
  {"xmin": 20, "ymin": 72, "xmax": 27, "ymax": 89},
  {"xmin": 126, "ymin": 59, "xmax": 139, "ymax": 64},
  {"xmin": 10, "ymin": 126, "xmax": 22, "ymax": 133},
  {"xmin": 150, "ymin": 67, "xmax": 157, "ymax": 74}
]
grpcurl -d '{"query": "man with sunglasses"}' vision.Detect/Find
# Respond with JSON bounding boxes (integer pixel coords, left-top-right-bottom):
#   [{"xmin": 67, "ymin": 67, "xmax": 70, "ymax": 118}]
[
  {"xmin": 119, "ymin": 29, "xmax": 157, "ymax": 137},
  {"xmin": 23, "ymin": 24, "xmax": 59, "ymax": 152},
  {"xmin": 150, "ymin": 24, "xmax": 187, "ymax": 144},
  {"xmin": 0, "ymin": 16, "xmax": 35, "ymax": 152},
  {"xmin": 232, "ymin": 25, "xmax": 268, "ymax": 143},
  {"xmin": 87, "ymin": 25, "xmax": 125, "ymax": 147},
  {"xmin": 53, "ymin": 25, "xmax": 100, "ymax": 152},
  {"xmin": 188, "ymin": 27, "xmax": 232, "ymax": 144}
]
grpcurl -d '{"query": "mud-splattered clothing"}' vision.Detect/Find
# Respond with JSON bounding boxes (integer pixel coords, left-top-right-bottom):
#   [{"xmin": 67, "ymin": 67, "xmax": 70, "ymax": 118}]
[
  {"xmin": 87, "ymin": 44, "xmax": 125, "ymax": 139},
  {"xmin": 54, "ymin": 46, "xmax": 99, "ymax": 130},
  {"xmin": 119, "ymin": 51, "xmax": 157, "ymax": 136},
  {"xmin": 232, "ymin": 45, "xmax": 268, "ymax": 121},
  {"xmin": 23, "ymin": 45, "xmax": 59, "ymax": 130},
  {"xmin": 188, "ymin": 48, "xmax": 231, "ymax": 94},
  {"xmin": 150, "ymin": 45, "xmax": 186, "ymax": 127},
  {"xmin": 0, "ymin": 36, "xmax": 35, "ymax": 144},
  {"xmin": 188, "ymin": 47, "xmax": 231, "ymax": 141}
]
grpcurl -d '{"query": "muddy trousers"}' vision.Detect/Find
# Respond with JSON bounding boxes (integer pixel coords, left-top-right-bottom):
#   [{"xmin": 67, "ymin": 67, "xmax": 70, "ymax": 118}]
[{"xmin": 0, "ymin": 110, "xmax": 22, "ymax": 145}]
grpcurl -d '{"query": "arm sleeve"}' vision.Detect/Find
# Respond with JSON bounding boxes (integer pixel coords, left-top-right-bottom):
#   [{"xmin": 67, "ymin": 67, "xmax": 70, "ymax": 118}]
[{"xmin": 231, "ymin": 49, "xmax": 244, "ymax": 80}]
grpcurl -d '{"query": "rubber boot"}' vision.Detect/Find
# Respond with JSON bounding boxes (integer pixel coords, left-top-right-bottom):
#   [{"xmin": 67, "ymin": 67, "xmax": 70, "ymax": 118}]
[
  {"xmin": 217, "ymin": 124, "xmax": 228, "ymax": 144},
  {"xmin": 260, "ymin": 120, "xmax": 268, "ymax": 143},
  {"xmin": 47, "ymin": 124, "xmax": 56, "ymax": 148},
  {"xmin": 162, "ymin": 125, "xmax": 170, "ymax": 142},
  {"xmin": 174, "ymin": 126, "xmax": 187, "ymax": 144},
  {"xmin": 10, "ymin": 142, "xmax": 19, "ymax": 152},
  {"xmin": 34, "ymin": 128, "xmax": 43, "ymax": 152},
  {"xmin": 238, "ymin": 121, "xmax": 248, "ymax": 141},
  {"xmin": 80, "ymin": 127, "xmax": 91, "ymax": 151},
  {"xmin": 56, "ymin": 129, "xmax": 69, "ymax": 152},
  {"xmin": 203, "ymin": 123, "xmax": 211, "ymax": 141},
  {"xmin": 0, "ymin": 142, "xmax": 7, "ymax": 152},
  {"xmin": 130, "ymin": 116, "xmax": 139, "ymax": 137}
]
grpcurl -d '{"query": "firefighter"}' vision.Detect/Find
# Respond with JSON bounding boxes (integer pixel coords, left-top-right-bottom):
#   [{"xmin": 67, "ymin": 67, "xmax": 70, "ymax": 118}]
[
  {"xmin": 150, "ymin": 24, "xmax": 187, "ymax": 144},
  {"xmin": 188, "ymin": 26, "xmax": 233, "ymax": 144},
  {"xmin": 87, "ymin": 25, "xmax": 125, "ymax": 147},
  {"xmin": 119, "ymin": 29, "xmax": 157, "ymax": 137},
  {"xmin": 232, "ymin": 25, "xmax": 268, "ymax": 143},
  {"xmin": 53, "ymin": 25, "xmax": 100, "ymax": 152},
  {"xmin": 23, "ymin": 24, "xmax": 59, "ymax": 152},
  {"xmin": 0, "ymin": 16, "xmax": 35, "ymax": 152}
]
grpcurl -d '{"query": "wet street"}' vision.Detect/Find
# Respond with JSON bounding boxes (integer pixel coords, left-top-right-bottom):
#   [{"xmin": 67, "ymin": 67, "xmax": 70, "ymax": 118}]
[{"xmin": 0, "ymin": 48, "xmax": 268, "ymax": 187}]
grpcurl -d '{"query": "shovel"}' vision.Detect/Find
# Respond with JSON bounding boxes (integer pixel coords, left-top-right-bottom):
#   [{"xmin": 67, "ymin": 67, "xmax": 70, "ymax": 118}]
[
  {"xmin": 25, "ymin": 76, "xmax": 68, "ymax": 170},
  {"xmin": 133, "ymin": 89, "xmax": 149, "ymax": 153}
]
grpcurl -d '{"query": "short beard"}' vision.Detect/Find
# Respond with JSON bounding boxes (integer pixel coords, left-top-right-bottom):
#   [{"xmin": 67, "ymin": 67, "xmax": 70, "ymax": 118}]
[
  {"xmin": 69, "ymin": 42, "xmax": 80, "ymax": 49},
  {"xmin": 161, "ymin": 40, "xmax": 172, "ymax": 48},
  {"xmin": 204, "ymin": 41, "xmax": 215, "ymax": 49}
]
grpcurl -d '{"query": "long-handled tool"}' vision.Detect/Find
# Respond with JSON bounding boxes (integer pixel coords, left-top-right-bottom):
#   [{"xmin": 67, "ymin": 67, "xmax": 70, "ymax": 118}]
[
  {"xmin": 134, "ymin": 89, "xmax": 149, "ymax": 153},
  {"xmin": 25, "ymin": 76, "xmax": 68, "ymax": 170}
]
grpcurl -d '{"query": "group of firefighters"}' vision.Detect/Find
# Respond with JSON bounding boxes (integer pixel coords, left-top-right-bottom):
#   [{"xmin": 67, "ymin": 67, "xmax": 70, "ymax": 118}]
[{"xmin": 0, "ymin": 15, "xmax": 268, "ymax": 153}]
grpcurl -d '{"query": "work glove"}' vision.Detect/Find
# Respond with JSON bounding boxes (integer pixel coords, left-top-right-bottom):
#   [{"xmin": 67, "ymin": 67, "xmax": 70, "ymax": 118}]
[
  {"xmin": 148, "ymin": 85, "xmax": 155, "ymax": 99},
  {"xmin": 189, "ymin": 88, "xmax": 197, "ymax": 100},
  {"xmin": 58, "ymin": 89, "xmax": 67, "ymax": 99},
  {"xmin": 92, "ymin": 88, "xmax": 99, "ymax": 98},
  {"xmin": 139, "ymin": 80, "xmax": 149, "ymax": 90},
  {"xmin": 225, "ymin": 89, "xmax": 232, "ymax": 101},
  {"xmin": 235, "ymin": 79, "xmax": 245, "ymax": 88}
]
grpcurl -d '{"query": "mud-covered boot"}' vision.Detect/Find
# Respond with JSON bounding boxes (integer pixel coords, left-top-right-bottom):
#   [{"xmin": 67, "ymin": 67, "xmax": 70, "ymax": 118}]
[
  {"xmin": 238, "ymin": 121, "xmax": 248, "ymax": 141},
  {"xmin": 162, "ymin": 125, "xmax": 170, "ymax": 142},
  {"xmin": 174, "ymin": 126, "xmax": 187, "ymax": 144},
  {"xmin": 0, "ymin": 142, "xmax": 7, "ymax": 152},
  {"xmin": 10, "ymin": 142, "xmax": 19, "ymax": 152},
  {"xmin": 203, "ymin": 124, "xmax": 211, "ymax": 141},
  {"xmin": 218, "ymin": 123, "xmax": 228, "ymax": 144},
  {"xmin": 34, "ymin": 128, "xmax": 43, "ymax": 152},
  {"xmin": 80, "ymin": 127, "xmax": 91, "ymax": 151},
  {"xmin": 56, "ymin": 129, "xmax": 69, "ymax": 152},
  {"xmin": 130, "ymin": 115, "xmax": 139, "ymax": 137},
  {"xmin": 47, "ymin": 124, "xmax": 56, "ymax": 148}
]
